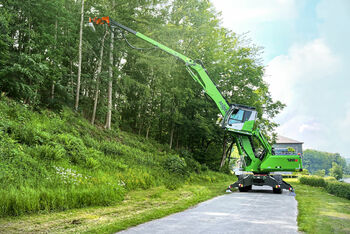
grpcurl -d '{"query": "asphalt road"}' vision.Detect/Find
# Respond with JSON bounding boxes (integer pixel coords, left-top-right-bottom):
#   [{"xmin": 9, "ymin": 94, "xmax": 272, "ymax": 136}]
[{"xmin": 118, "ymin": 186, "xmax": 298, "ymax": 234}]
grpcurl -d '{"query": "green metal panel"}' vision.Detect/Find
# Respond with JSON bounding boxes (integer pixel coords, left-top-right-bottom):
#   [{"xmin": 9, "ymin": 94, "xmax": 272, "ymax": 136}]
[
  {"xmin": 240, "ymin": 136, "xmax": 260, "ymax": 172},
  {"xmin": 260, "ymin": 154, "xmax": 302, "ymax": 172},
  {"xmin": 242, "ymin": 120, "xmax": 255, "ymax": 132}
]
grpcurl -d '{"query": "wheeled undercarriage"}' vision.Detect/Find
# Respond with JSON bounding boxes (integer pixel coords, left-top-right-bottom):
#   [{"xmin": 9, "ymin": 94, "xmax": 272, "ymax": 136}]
[{"xmin": 228, "ymin": 173, "xmax": 295, "ymax": 194}]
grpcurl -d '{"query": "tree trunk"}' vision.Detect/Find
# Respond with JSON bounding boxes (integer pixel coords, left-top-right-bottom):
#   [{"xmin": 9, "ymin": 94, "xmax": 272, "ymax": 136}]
[
  {"xmin": 220, "ymin": 133, "xmax": 228, "ymax": 168},
  {"xmin": 169, "ymin": 122, "xmax": 174, "ymax": 149},
  {"xmin": 105, "ymin": 30, "xmax": 114, "ymax": 129},
  {"xmin": 51, "ymin": 19, "xmax": 58, "ymax": 101},
  {"xmin": 75, "ymin": 0, "xmax": 84, "ymax": 111},
  {"xmin": 91, "ymin": 30, "xmax": 107, "ymax": 125},
  {"xmin": 176, "ymin": 134, "xmax": 179, "ymax": 149},
  {"xmin": 138, "ymin": 120, "xmax": 143, "ymax": 135},
  {"xmin": 146, "ymin": 125, "xmax": 150, "ymax": 139},
  {"xmin": 70, "ymin": 61, "xmax": 74, "ymax": 96}
]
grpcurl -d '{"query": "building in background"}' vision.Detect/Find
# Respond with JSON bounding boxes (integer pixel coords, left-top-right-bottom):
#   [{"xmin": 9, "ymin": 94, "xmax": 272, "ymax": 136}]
[{"xmin": 273, "ymin": 135, "xmax": 303, "ymax": 155}]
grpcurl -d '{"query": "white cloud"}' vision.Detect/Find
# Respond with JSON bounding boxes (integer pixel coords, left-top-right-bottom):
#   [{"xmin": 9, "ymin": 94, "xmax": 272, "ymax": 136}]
[
  {"xmin": 299, "ymin": 122, "xmax": 321, "ymax": 133},
  {"xmin": 212, "ymin": 0, "xmax": 350, "ymax": 157},
  {"xmin": 264, "ymin": 38, "xmax": 344, "ymax": 153},
  {"xmin": 264, "ymin": 38, "xmax": 340, "ymax": 104},
  {"xmin": 212, "ymin": 0, "xmax": 297, "ymax": 33}
]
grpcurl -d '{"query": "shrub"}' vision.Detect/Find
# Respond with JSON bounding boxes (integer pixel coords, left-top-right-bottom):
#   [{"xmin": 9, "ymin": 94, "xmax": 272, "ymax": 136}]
[
  {"xmin": 325, "ymin": 181, "xmax": 350, "ymax": 200},
  {"xmin": 180, "ymin": 150, "xmax": 201, "ymax": 174},
  {"xmin": 300, "ymin": 176, "xmax": 350, "ymax": 200},
  {"xmin": 164, "ymin": 154, "xmax": 188, "ymax": 176},
  {"xmin": 185, "ymin": 157, "xmax": 201, "ymax": 174},
  {"xmin": 299, "ymin": 176, "xmax": 327, "ymax": 187},
  {"xmin": 164, "ymin": 176, "xmax": 182, "ymax": 190},
  {"xmin": 54, "ymin": 133, "xmax": 87, "ymax": 164},
  {"xmin": 31, "ymin": 144, "xmax": 66, "ymax": 161},
  {"xmin": 201, "ymin": 164, "xmax": 209, "ymax": 172}
]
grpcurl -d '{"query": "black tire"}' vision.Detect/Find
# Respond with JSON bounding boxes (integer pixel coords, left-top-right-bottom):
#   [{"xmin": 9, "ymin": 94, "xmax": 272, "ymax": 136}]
[
  {"xmin": 273, "ymin": 188, "xmax": 282, "ymax": 194},
  {"xmin": 246, "ymin": 185, "xmax": 252, "ymax": 190},
  {"xmin": 239, "ymin": 187, "xmax": 248, "ymax": 192}
]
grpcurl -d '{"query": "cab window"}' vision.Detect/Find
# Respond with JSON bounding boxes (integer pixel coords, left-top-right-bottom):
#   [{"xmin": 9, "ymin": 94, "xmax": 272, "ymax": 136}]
[
  {"xmin": 228, "ymin": 109, "xmax": 252, "ymax": 124},
  {"xmin": 229, "ymin": 109, "xmax": 244, "ymax": 124}
]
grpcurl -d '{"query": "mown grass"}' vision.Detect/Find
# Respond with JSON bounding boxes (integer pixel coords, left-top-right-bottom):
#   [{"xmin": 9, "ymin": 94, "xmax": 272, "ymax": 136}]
[
  {"xmin": 0, "ymin": 180, "xmax": 233, "ymax": 233},
  {"xmin": 0, "ymin": 97, "xmax": 233, "ymax": 218},
  {"xmin": 286, "ymin": 179, "xmax": 350, "ymax": 233}
]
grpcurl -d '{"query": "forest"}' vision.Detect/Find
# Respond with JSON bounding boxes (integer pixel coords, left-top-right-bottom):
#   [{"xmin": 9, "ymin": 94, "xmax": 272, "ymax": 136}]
[
  {"xmin": 0, "ymin": 0, "xmax": 284, "ymax": 166},
  {"xmin": 0, "ymin": 0, "xmax": 288, "ymax": 218},
  {"xmin": 303, "ymin": 149, "xmax": 349, "ymax": 176}
]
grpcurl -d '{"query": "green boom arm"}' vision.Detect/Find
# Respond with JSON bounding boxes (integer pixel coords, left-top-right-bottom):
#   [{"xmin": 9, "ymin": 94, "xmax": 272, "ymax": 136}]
[{"xmin": 90, "ymin": 17, "xmax": 230, "ymax": 116}]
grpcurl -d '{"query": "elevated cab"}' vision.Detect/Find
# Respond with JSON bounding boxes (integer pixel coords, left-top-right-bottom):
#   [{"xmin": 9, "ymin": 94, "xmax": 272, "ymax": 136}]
[{"xmin": 222, "ymin": 104, "xmax": 257, "ymax": 134}]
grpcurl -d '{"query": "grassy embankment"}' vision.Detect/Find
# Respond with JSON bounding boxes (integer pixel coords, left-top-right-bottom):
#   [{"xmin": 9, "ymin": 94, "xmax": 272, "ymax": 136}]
[
  {"xmin": 0, "ymin": 182, "xmax": 230, "ymax": 233},
  {"xmin": 0, "ymin": 97, "xmax": 234, "ymax": 232},
  {"xmin": 286, "ymin": 179, "xmax": 350, "ymax": 233}
]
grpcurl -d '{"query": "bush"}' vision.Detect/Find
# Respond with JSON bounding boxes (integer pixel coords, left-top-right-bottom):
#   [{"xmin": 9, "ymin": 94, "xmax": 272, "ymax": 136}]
[
  {"xmin": 299, "ymin": 176, "xmax": 327, "ymax": 187},
  {"xmin": 31, "ymin": 144, "xmax": 66, "ymax": 161},
  {"xmin": 325, "ymin": 181, "xmax": 350, "ymax": 200},
  {"xmin": 300, "ymin": 176, "xmax": 350, "ymax": 200},
  {"xmin": 164, "ymin": 154, "xmax": 188, "ymax": 176},
  {"xmin": 180, "ymin": 150, "xmax": 201, "ymax": 174},
  {"xmin": 54, "ymin": 133, "xmax": 87, "ymax": 164},
  {"xmin": 164, "ymin": 176, "xmax": 182, "ymax": 190}
]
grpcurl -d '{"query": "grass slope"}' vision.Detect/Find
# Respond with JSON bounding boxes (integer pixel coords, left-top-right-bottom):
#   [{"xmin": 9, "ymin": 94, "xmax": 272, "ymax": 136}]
[
  {"xmin": 287, "ymin": 179, "xmax": 350, "ymax": 233},
  {"xmin": 0, "ymin": 97, "xmax": 234, "ymax": 219}
]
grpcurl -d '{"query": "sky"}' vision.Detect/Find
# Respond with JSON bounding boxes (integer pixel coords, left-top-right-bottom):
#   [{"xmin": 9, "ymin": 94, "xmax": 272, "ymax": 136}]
[{"xmin": 211, "ymin": 0, "xmax": 350, "ymax": 158}]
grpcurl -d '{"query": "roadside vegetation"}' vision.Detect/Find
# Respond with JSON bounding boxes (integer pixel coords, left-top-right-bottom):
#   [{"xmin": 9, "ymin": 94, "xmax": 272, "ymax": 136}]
[
  {"xmin": 287, "ymin": 179, "xmax": 350, "ymax": 233},
  {"xmin": 299, "ymin": 176, "xmax": 350, "ymax": 200},
  {"xmin": 0, "ymin": 97, "xmax": 233, "ymax": 218},
  {"xmin": 0, "ymin": 182, "xmax": 232, "ymax": 233},
  {"xmin": 303, "ymin": 149, "xmax": 349, "ymax": 178}
]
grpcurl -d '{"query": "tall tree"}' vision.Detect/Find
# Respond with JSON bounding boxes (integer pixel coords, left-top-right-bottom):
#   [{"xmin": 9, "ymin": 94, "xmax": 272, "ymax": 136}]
[
  {"xmin": 75, "ymin": 0, "xmax": 84, "ymax": 111},
  {"xmin": 91, "ymin": 29, "xmax": 108, "ymax": 124},
  {"xmin": 105, "ymin": 29, "xmax": 114, "ymax": 129}
]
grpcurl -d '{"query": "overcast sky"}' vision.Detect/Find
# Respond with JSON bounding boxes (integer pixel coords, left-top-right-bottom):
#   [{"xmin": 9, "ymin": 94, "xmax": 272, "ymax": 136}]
[{"xmin": 211, "ymin": 0, "xmax": 350, "ymax": 158}]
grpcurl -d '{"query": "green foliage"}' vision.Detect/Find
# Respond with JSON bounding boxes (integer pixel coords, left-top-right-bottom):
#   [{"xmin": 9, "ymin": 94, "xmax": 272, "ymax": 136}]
[
  {"xmin": 314, "ymin": 169, "xmax": 326, "ymax": 177},
  {"xmin": 0, "ymin": 184, "xmax": 125, "ymax": 217},
  {"xmin": 0, "ymin": 0, "xmax": 283, "ymax": 166},
  {"xmin": 329, "ymin": 162, "xmax": 343, "ymax": 180},
  {"xmin": 0, "ymin": 97, "xmax": 233, "ymax": 217},
  {"xmin": 164, "ymin": 154, "xmax": 188, "ymax": 177},
  {"xmin": 292, "ymin": 179, "xmax": 350, "ymax": 233},
  {"xmin": 303, "ymin": 149, "xmax": 347, "ymax": 174},
  {"xmin": 287, "ymin": 147, "xmax": 295, "ymax": 152},
  {"xmin": 31, "ymin": 144, "xmax": 66, "ymax": 161},
  {"xmin": 299, "ymin": 176, "xmax": 350, "ymax": 200},
  {"xmin": 299, "ymin": 176, "xmax": 327, "ymax": 188},
  {"xmin": 325, "ymin": 181, "xmax": 350, "ymax": 200},
  {"xmin": 0, "ymin": 0, "xmax": 286, "ymax": 217}
]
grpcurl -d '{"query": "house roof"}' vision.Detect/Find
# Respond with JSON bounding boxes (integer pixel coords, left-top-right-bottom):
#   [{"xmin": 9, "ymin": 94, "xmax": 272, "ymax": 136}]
[{"xmin": 276, "ymin": 135, "xmax": 303, "ymax": 144}]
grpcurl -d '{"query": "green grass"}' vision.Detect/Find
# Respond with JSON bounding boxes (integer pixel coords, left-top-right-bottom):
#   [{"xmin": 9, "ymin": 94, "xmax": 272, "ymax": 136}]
[
  {"xmin": 0, "ymin": 181, "xmax": 233, "ymax": 233},
  {"xmin": 287, "ymin": 179, "xmax": 350, "ymax": 233},
  {"xmin": 0, "ymin": 97, "xmax": 233, "ymax": 218}
]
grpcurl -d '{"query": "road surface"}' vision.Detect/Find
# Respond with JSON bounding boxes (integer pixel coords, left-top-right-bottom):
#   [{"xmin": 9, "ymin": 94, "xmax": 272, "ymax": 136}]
[
  {"xmin": 344, "ymin": 178, "xmax": 350, "ymax": 184},
  {"xmin": 119, "ymin": 186, "xmax": 298, "ymax": 234}
]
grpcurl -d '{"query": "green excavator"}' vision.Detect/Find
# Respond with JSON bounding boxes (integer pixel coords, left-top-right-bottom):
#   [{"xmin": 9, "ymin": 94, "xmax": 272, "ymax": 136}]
[{"xmin": 89, "ymin": 16, "xmax": 302, "ymax": 194}]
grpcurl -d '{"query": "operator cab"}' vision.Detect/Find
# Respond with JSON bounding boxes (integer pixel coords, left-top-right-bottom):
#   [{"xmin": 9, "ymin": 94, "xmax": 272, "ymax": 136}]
[{"xmin": 222, "ymin": 104, "xmax": 257, "ymax": 134}]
